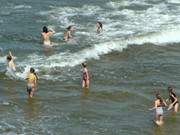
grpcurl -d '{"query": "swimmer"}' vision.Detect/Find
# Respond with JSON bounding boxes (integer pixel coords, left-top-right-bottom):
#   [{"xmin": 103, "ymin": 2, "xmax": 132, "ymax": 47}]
[
  {"xmin": 26, "ymin": 68, "xmax": 38, "ymax": 98},
  {"xmin": 63, "ymin": 25, "xmax": 76, "ymax": 41},
  {"xmin": 96, "ymin": 21, "xmax": 103, "ymax": 33},
  {"xmin": 6, "ymin": 51, "xmax": 16, "ymax": 71},
  {"xmin": 41, "ymin": 26, "xmax": 55, "ymax": 45},
  {"xmin": 166, "ymin": 86, "xmax": 179, "ymax": 113},
  {"xmin": 149, "ymin": 93, "xmax": 167, "ymax": 126},
  {"xmin": 82, "ymin": 63, "xmax": 90, "ymax": 89}
]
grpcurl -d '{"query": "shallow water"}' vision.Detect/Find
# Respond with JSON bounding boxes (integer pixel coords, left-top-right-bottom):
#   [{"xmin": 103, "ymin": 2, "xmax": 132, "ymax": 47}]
[{"xmin": 0, "ymin": 0, "xmax": 180, "ymax": 134}]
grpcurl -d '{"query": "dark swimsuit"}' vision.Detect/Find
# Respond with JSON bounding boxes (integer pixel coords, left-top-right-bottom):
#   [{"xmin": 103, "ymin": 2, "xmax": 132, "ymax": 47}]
[
  {"xmin": 83, "ymin": 70, "xmax": 87, "ymax": 81},
  {"xmin": 170, "ymin": 93, "xmax": 179, "ymax": 106},
  {"xmin": 27, "ymin": 84, "xmax": 33, "ymax": 94}
]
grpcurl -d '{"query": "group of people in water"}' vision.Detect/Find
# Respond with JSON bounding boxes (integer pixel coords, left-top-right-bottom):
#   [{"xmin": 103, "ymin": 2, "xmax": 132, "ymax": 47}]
[
  {"xmin": 6, "ymin": 51, "xmax": 90, "ymax": 98},
  {"xmin": 149, "ymin": 86, "xmax": 179, "ymax": 126},
  {"xmin": 5, "ymin": 21, "xmax": 102, "ymax": 97},
  {"xmin": 41, "ymin": 21, "xmax": 103, "ymax": 46},
  {"xmin": 5, "ymin": 51, "xmax": 38, "ymax": 98},
  {"xmin": 3, "ymin": 20, "xmax": 179, "ymax": 126}
]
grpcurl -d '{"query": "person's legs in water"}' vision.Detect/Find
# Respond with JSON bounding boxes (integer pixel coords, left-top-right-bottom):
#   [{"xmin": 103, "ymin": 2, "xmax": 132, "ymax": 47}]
[
  {"xmin": 174, "ymin": 103, "xmax": 179, "ymax": 113},
  {"xmin": 27, "ymin": 84, "xmax": 34, "ymax": 98},
  {"xmin": 82, "ymin": 79, "xmax": 89, "ymax": 89},
  {"xmin": 27, "ymin": 85, "xmax": 32, "ymax": 98},
  {"xmin": 82, "ymin": 80, "xmax": 85, "ymax": 88},
  {"xmin": 86, "ymin": 79, "xmax": 89, "ymax": 89},
  {"xmin": 155, "ymin": 114, "xmax": 163, "ymax": 126}
]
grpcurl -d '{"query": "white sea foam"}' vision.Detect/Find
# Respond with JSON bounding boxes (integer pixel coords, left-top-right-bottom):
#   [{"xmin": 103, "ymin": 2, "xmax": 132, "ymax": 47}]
[
  {"xmin": 106, "ymin": 0, "xmax": 151, "ymax": 9},
  {"xmin": 0, "ymin": 56, "xmax": 6, "ymax": 63},
  {"xmin": 168, "ymin": 0, "xmax": 180, "ymax": 4},
  {"xmin": 13, "ymin": 1, "xmax": 180, "ymax": 80},
  {"xmin": 39, "ymin": 5, "xmax": 102, "ymax": 27},
  {"xmin": 16, "ymin": 28, "xmax": 180, "ymax": 79},
  {"xmin": 15, "ymin": 66, "xmax": 30, "ymax": 80},
  {"xmin": 129, "ymin": 29, "xmax": 180, "ymax": 45},
  {"xmin": 14, "ymin": 5, "xmax": 32, "ymax": 9}
]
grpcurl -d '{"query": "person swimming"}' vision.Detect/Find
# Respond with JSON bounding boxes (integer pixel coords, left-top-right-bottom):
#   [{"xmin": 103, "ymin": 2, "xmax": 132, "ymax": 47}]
[
  {"xmin": 149, "ymin": 93, "xmax": 167, "ymax": 126},
  {"xmin": 82, "ymin": 63, "xmax": 90, "ymax": 89},
  {"xmin": 26, "ymin": 68, "xmax": 38, "ymax": 98},
  {"xmin": 167, "ymin": 86, "xmax": 179, "ymax": 112},
  {"xmin": 41, "ymin": 26, "xmax": 55, "ymax": 46},
  {"xmin": 96, "ymin": 21, "xmax": 103, "ymax": 33},
  {"xmin": 6, "ymin": 51, "xmax": 16, "ymax": 72},
  {"xmin": 63, "ymin": 25, "xmax": 76, "ymax": 41}
]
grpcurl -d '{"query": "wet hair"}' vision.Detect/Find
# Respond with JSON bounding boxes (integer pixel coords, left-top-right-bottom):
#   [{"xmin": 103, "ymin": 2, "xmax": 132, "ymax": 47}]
[
  {"xmin": 30, "ymin": 68, "xmax": 38, "ymax": 80},
  {"xmin": 168, "ymin": 86, "xmax": 176, "ymax": 96},
  {"xmin": 67, "ymin": 25, "xmax": 73, "ymax": 31},
  {"xmin": 97, "ymin": 21, "xmax": 103, "ymax": 29},
  {"xmin": 156, "ymin": 93, "xmax": 163, "ymax": 104},
  {"xmin": 43, "ymin": 26, "xmax": 48, "ymax": 33},
  {"xmin": 7, "ymin": 55, "xmax": 12, "ymax": 61},
  {"xmin": 30, "ymin": 67, "xmax": 35, "ymax": 73},
  {"xmin": 82, "ymin": 63, "xmax": 87, "ymax": 68},
  {"xmin": 34, "ymin": 72, "xmax": 38, "ymax": 80},
  {"xmin": 168, "ymin": 86, "xmax": 173, "ymax": 93}
]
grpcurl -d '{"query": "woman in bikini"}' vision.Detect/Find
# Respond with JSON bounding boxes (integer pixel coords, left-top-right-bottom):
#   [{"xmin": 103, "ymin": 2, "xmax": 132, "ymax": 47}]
[
  {"xmin": 82, "ymin": 63, "xmax": 90, "ymax": 89},
  {"xmin": 167, "ymin": 86, "xmax": 179, "ymax": 113}
]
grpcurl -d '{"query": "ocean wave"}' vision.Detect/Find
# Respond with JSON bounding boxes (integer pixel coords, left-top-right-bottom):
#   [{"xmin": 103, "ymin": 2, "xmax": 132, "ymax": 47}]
[
  {"xmin": 39, "ymin": 5, "xmax": 102, "ymax": 28},
  {"xmin": 14, "ymin": 5, "xmax": 32, "ymax": 9},
  {"xmin": 13, "ymin": 28, "xmax": 180, "ymax": 81},
  {"xmin": 0, "ymin": 56, "xmax": 6, "ymax": 64},
  {"xmin": 168, "ymin": 0, "xmax": 180, "ymax": 4},
  {"xmin": 130, "ymin": 29, "xmax": 180, "ymax": 45},
  {"xmin": 106, "ymin": 0, "xmax": 151, "ymax": 9}
]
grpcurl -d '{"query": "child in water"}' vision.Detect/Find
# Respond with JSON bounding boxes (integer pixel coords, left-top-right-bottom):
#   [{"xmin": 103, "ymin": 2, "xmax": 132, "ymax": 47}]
[
  {"xmin": 96, "ymin": 21, "xmax": 103, "ymax": 33},
  {"xmin": 82, "ymin": 63, "xmax": 90, "ymax": 89},
  {"xmin": 149, "ymin": 93, "xmax": 167, "ymax": 126},
  {"xmin": 6, "ymin": 51, "xmax": 16, "ymax": 72},
  {"xmin": 26, "ymin": 68, "xmax": 38, "ymax": 98}
]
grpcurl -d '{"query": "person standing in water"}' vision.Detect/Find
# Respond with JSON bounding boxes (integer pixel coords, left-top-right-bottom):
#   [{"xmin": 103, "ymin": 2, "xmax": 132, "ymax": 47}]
[
  {"xmin": 6, "ymin": 51, "xmax": 16, "ymax": 71},
  {"xmin": 96, "ymin": 21, "xmax": 103, "ymax": 33},
  {"xmin": 41, "ymin": 26, "xmax": 55, "ymax": 45},
  {"xmin": 26, "ymin": 68, "xmax": 38, "ymax": 98},
  {"xmin": 149, "ymin": 93, "xmax": 167, "ymax": 126},
  {"xmin": 167, "ymin": 86, "xmax": 179, "ymax": 113},
  {"xmin": 63, "ymin": 25, "xmax": 76, "ymax": 41},
  {"xmin": 82, "ymin": 63, "xmax": 90, "ymax": 89}
]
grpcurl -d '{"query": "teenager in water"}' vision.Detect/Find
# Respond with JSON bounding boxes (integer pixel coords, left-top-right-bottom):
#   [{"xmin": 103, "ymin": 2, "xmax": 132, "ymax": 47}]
[
  {"xmin": 150, "ymin": 93, "xmax": 167, "ymax": 126},
  {"xmin": 41, "ymin": 26, "xmax": 55, "ymax": 45},
  {"xmin": 96, "ymin": 21, "xmax": 103, "ymax": 33},
  {"xmin": 63, "ymin": 25, "xmax": 76, "ymax": 41},
  {"xmin": 82, "ymin": 63, "xmax": 90, "ymax": 89},
  {"xmin": 6, "ymin": 51, "xmax": 16, "ymax": 71},
  {"xmin": 26, "ymin": 68, "xmax": 38, "ymax": 98},
  {"xmin": 167, "ymin": 86, "xmax": 179, "ymax": 113}
]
